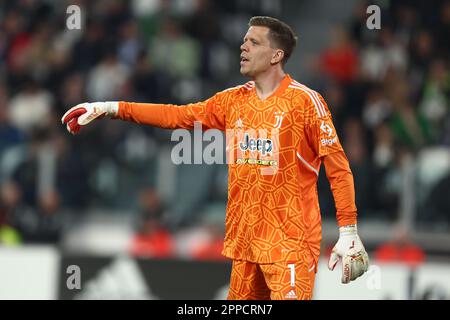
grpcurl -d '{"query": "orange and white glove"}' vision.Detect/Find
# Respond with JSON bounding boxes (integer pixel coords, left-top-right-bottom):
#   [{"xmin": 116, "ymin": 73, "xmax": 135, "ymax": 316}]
[
  {"xmin": 328, "ymin": 224, "xmax": 369, "ymax": 284},
  {"xmin": 61, "ymin": 102, "xmax": 118, "ymax": 134}
]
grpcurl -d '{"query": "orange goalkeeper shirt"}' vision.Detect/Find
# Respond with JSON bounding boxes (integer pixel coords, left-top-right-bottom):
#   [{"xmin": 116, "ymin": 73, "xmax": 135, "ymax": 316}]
[{"xmin": 118, "ymin": 74, "xmax": 357, "ymax": 263}]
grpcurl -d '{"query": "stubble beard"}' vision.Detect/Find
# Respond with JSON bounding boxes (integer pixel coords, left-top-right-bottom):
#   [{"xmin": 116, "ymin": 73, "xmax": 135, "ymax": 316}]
[{"xmin": 240, "ymin": 66, "xmax": 253, "ymax": 78}]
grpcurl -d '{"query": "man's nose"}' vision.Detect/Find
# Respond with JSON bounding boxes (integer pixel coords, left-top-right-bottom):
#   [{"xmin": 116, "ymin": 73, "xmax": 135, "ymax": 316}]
[{"xmin": 240, "ymin": 42, "xmax": 248, "ymax": 52}]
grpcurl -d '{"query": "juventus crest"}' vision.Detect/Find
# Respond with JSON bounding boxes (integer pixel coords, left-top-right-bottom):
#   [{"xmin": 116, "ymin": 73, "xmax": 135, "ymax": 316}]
[{"xmin": 274, "ymin": 111, "xmax": 285, "ymax": 129}]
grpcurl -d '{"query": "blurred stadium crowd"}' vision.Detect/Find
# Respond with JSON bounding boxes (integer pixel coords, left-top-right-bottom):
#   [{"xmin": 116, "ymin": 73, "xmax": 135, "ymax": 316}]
[{"xmin": 0, "ymin": 0, "xmax": 449, "ymax": 260}]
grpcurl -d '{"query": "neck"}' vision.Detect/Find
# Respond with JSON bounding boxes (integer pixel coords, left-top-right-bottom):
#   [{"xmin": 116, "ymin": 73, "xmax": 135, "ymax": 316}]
[{"xmin": 253, "ymin": 68, "xmax": 286, "ymax": 100}]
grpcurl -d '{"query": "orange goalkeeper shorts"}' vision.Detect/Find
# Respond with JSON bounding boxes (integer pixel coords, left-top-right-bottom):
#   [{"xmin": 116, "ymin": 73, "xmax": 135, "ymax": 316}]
[{"xmin": 227, "ymin": 250, "xmax": 318, "ymax": 300}]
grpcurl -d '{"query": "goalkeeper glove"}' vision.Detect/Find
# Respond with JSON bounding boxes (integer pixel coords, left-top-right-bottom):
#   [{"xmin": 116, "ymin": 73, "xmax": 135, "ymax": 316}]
[
  {"xmin": 328, "ymin": 224, "xmax": 369, "ymax": 284},
  {"xmin": 61, "ymin": 102, "xmax": 118, "ymax": 134}
]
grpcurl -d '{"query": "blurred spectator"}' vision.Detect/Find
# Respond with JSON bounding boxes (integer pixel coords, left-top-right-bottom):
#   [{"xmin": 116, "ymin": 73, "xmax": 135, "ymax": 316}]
[
  {"xmin": 57, "ymin": 73, "xmax": 87, "ymax": 114},
  {"xmin": 436, "ymin": 1, "xmax": 450, "ymax": 57},
  {"xmin": 117, "ymin": 20, "xmax": 144, "ymax": 67},
  {"xmin": 422, "ymin": 170, "xmax": 450, "ymax": 227},
  {"xmin": 349, "ymin": 1, "xmax": 374, "ymax": 46},
  {"xmin": 25, "ymin": 22, "xmax": 56, "ymax": 82},
  {"xmin": 43, "ymin": 39, "xmax": 72, "ymax": 94},
  {"xmin": 191, "ymin": 226, "xmax": 226, "ymax": 260},
  {"xmin": 3, "ymin": 10, "xmax": 29, "ymax": 90},
  {"xmin": 10, "ymin": 189, "xmax": 64, "ymax": 244},
  {"xmin": 149, "ymin": 18, "xmax": 200, "ymax": 79},
  {"xmin": 52, "ymin": 133, "xmax": 89, "ymax": 209},
  {"xmin": 359, "ymin": 27, "xmax": 408, "ymax": 82},
  {"xmin": 388, "ymin": 77, "xmax": 434, "ymax": 150},
  {"xmin": 133, "ymin": 0, "xmax": 172, "ymax": 40},
  {"xmin": 372, "ymin": 122, "xmax": 395, "ymax": 170},
  {"xmin": 184, "ymin": 0, "xmax": 223, "ymax": 79},
  {"xmin": 8, "ymin": 79, "xmax": 53, "ymax": 134},
  {"xmin": 393, "ymin": 3, "xmax": 419, "ymax": 47},
  {"xmin": 132, "ymin": 0, "xmax": 162, "ymax": 19},
  {"xmin": 370, "ymin": 122, "xmax": 401, "ymax": 219},
  {"xmin": 86, "ymin": 51, "xmax": 130, "ymax": 101},
  {"xmin": 131, "ymin": 52, "xmax": 170, "ymax": 102},
  {"xmin": 71, "ymin": 21, "xmax": 106, "ymax": 72},
  {"xmin": 409, "ymin": 30, "xmax": 434, "ymax": 94},
  {"xmin": 7, "ymin": 131, "xmax": 87, "ymax": 243},
  {"xmin": 319, "ymin": 26, "xmax": 359, "ymax": 84},
  {"xmin": 363, "ymin": 84, "xmax": 392, "ymax": 129},
  {"xmin": 190, "ymin": 210, "xmax": 227, "ymax": 261},
  {"xmin": 0, "ymin": 181, "xmax": 22, "ymax": 245},
  {"xmin": 0, "ymin": 83, "xmax": 25, "ymax": 166},
  {"xmin": 130, "ymin": 188, "xmax": 175, "ymax": 257},
  {"xmin": 418, "ymin": 59, "xmax": 450, "ymax": 141},
  {"xmin": 96, "ymin": 0, "xmax": 132, "ymax": 36},
  {"xmin": 374, "ymin": 224, "xmax": 425, "ymax": 267},
  {"xmin": 342, "ymin": 118, "xmax": 372, "ymax": 215}
]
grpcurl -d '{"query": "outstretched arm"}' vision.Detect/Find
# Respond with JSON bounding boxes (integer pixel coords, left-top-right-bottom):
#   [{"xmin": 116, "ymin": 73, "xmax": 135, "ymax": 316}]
[
  {"xmin": 61, "ymin": 92, "xmax": 228, "ymax": 134},
  {"xmin": 118, "ymin": 99, "xmax": 226, "ymax": 130}
]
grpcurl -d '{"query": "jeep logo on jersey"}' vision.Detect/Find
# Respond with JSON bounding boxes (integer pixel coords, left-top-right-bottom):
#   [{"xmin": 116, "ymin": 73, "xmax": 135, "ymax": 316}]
[{"xmin": 239, "ymin": 133, "xmax": 273, "ymax": 155}]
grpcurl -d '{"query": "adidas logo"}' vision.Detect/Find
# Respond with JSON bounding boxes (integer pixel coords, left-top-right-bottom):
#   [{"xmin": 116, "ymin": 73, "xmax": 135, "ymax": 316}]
[
  {"xmin": 285, "ymin": 289, "xmax": 297, "ymax": 299},
  {"xmin": 73, "ymin": 255, "xmax": 156, "ymax": 300}
]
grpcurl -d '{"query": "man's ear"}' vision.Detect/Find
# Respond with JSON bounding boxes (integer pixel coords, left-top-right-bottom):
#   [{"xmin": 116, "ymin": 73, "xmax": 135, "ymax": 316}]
[{"xmin": 271, "ymin": 49, "xmax": 285, "ymax": 64}]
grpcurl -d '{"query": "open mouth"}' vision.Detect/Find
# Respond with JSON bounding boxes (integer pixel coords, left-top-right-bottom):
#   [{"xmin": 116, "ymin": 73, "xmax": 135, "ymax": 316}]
[{"xmin": 240, "ymin": 57, "xmax": 249, "ymax": 64}]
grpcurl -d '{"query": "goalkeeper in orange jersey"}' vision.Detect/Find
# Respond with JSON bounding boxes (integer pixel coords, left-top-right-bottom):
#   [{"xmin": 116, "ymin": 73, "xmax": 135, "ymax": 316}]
[{"xmin": 62, "ymin": 16, "xmax": 369, "ymax": 300}]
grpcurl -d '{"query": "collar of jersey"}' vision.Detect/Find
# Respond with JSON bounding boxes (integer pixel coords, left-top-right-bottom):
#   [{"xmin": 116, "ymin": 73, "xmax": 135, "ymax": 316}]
[{"xmin": 252, "ymin": 74, "xmax": 292, "ymax": 101}]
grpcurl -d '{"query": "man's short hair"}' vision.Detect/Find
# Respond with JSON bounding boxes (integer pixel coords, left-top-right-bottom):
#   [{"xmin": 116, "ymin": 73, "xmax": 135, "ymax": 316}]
[{"xmin": 249, "ymin": 16, "xmax": 298, "ymax": 65}]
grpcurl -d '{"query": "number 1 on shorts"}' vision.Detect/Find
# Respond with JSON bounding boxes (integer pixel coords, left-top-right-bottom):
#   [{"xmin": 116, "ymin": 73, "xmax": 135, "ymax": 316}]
[{"xmin": 288, "ymin": 263, "xmax": 295, "ymax": 287}]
